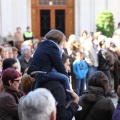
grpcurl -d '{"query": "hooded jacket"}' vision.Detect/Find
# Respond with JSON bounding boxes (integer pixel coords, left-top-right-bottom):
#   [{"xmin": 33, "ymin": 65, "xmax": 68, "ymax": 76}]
[{"xmin": 75, "ymin": 86, "xmax": 115, "ymax": 120}]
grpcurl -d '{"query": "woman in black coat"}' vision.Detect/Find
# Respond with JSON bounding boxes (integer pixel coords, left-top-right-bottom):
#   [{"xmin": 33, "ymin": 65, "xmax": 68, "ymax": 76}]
[{"xmin": 75, "ymin": 71, "xmax": 115, "ymax": 120}]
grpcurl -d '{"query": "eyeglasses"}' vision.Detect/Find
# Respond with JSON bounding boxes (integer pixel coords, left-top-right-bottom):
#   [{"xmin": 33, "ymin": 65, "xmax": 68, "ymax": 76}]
[{"xmin": 13, "ymin": 79, "xmax": 21, "ymax": 83}]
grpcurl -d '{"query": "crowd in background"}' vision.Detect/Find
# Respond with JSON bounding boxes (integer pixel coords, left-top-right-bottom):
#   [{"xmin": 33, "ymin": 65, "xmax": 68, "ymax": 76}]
[
  {"xmin": 0, "ymin": 23, "xmax": 120, "ymax": 120},
  {"xmin": 66, "ymin": 23, "xmax": 120, "ymax": 97}
]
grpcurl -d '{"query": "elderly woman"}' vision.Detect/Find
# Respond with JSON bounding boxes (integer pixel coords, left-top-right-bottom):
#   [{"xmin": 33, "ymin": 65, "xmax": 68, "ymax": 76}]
[
  {"xmin": 75, "ymin": 71, "xmax": 115, "ymax": 120},
  {"xmin": 0, "ymin": 68, "xmax": 23, "ymax": 120},
  {"xmin": 19, "ymin": 88, "xmax": 56, "ymax": 120},
  {"xmin": 19, "ymin": 45, "xmax": 32, "ymax": 74}
]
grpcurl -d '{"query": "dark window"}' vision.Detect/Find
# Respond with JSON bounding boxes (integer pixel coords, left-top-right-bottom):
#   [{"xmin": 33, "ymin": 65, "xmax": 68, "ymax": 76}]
[
  {"xmin": 40, "ymin": 10, "xmax": 50, "ymax": 36},
  {"xmin": 55, "ymin": 10, "xmax": 65, "ymax": 34}
]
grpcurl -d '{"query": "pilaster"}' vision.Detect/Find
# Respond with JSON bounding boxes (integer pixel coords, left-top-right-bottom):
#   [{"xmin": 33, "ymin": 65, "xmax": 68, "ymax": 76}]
[{"xmin": 74, "ymin": 0, "xmax": 80, "ymax": 41}]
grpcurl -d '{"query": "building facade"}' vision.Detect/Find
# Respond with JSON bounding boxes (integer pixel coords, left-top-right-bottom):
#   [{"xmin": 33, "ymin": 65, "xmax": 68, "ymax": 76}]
[{"xmin": 0, "ymin": 0, "xmax": 120, "ymax": 40}]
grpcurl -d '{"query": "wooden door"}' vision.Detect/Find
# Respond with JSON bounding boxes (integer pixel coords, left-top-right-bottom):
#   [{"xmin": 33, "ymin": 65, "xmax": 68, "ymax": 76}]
[{"xmin": 31, "ymin": 0, "xmax": 74, "ymax": 40}]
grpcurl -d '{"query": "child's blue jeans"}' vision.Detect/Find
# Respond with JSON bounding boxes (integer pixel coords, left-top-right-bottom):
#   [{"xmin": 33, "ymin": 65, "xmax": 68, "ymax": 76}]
[
  {"xmin": 75, "ymin": 78, "xmax": 86, "ymax": 96},
  {"xmin": 33, "ymin": 70, "xmax": 72, "ymax": 100}
]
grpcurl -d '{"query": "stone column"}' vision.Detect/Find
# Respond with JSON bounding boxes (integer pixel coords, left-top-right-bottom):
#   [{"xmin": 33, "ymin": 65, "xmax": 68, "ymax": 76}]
[
  {"xmin": 26, "ymin": 0, "xmax": 31, "ymax": 29},
  {"xmin": 0, "ymin": 0, "xmax": 29, "ymax": 36},
  {"xmin": 13, "ymin": 0, "xmax": 28, "ymax": 33},
  {"xmin": 80, "ymin": 0, "xmax": 91, "ymax": 33},
  {"xmin": 74, "ymin": 0, "xmax": 80, "ymax": 41},
  {"xmin": 1, "ymin": 0, "xmax": 14, "ymax": 37},
  {"xmin": 90, "ymin": 0, "xmax": 95, "ymax": 32}
]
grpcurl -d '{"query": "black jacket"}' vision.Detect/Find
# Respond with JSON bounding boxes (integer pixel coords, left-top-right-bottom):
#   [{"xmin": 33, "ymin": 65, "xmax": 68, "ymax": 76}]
[
  {"xmin": 98, "ymin": 48, "xmax": 114, "ymax": 70},
  {"xmin": 40, "ymin": 81, "xmax": 79, "ymax": 120},
  {"xmin": 75, "ymin": 86, "xmax": 115, "ymax": 120},
  {"xmin": 27, "ymin": 40, "xmax": 68, "ymax": 76}
]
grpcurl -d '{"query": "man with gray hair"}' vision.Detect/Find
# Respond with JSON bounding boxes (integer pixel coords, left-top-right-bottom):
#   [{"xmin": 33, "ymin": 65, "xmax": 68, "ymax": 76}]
[
  {"xmin": 19, "ymin": 88, "xmax": 56, "ymax": 120},
  {"xmin": 19, "ymin": 45, "xmax": 32, "ymax": 74}
]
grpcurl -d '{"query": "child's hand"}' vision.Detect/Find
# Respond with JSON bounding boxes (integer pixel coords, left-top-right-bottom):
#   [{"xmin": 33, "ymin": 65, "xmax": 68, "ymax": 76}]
[{"xmin": 66, "ymin": 89, "xmax": 79, "ymax": 104}]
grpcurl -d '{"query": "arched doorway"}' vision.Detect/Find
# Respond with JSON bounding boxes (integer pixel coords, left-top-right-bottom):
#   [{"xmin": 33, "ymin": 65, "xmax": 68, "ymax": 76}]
[{"xmin": 31, "ymin": 0, "xmax": 74, "ymax": 40}]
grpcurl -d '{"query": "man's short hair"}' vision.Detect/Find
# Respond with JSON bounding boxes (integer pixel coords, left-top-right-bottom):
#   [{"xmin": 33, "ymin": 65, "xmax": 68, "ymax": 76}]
[
  {"xmin": 19, "ymin": 88, "xmax": 56, "ymax": 120},
  {"xmin": 3, "ymin": 58, "xmax": 17, "ymax": 71}
]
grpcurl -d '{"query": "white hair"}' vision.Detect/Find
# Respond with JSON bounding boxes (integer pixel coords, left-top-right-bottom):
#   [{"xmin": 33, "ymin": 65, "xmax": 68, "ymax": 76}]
[
  {"xmin": 19, "ymin": 88, "xmax": 56, "ymax": 120},
  {"xmin": 68, "ymin": 34, "xmax": 76, "ymax": 42},
  {"xmin": 21, "ymin": 45, "xmax": 31, "ymax": 56}
]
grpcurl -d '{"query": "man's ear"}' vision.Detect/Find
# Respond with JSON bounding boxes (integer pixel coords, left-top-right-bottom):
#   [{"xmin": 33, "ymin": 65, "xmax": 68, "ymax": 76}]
[{"xmin": 50, "ymin": 111, "xmax": 56, "ymax": 120}]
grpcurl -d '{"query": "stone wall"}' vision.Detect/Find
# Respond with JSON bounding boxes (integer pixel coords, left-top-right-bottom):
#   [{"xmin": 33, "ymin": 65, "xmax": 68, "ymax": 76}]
[
  {"xmin": 0, "ymin": 0, "xmax": 31, "ymax": 37},
  {"xmin": 0, "ymin": 0, "xmax": 120, "ymax": 38},
  {"xmin": 75, "ymin": 0, "xmax": 120, "ymax": 39}
]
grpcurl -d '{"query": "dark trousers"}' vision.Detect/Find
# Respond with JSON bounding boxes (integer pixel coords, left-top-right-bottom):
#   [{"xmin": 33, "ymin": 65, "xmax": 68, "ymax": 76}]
[
  {"xmin": 113, "ymin": 70, "xmax": 119, "ymax": 92},
  {"xmin": 102, "ymin": 70, "xmax": 112, "ymax": 92}
]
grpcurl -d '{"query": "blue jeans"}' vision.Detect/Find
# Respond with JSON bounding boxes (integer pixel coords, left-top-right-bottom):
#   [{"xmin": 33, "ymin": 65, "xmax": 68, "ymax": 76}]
[
  {"xmin": 86, "ymin": 66, "xmax": 97, "ymax": 90},
  {"xmin": 34, "ymin": 71, "xmax": 70, "ymax": 89},
  {"xmin": 75, "ymin": 78, "xmax": 86, "ymax": 96},
  {"xmin": 88, "ymin": 66, "xmax": 97, "ymax": 78}
]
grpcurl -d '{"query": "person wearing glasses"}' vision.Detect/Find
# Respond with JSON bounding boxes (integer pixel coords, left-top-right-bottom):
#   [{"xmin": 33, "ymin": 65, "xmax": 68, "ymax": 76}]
[{"xmin": 0, "ymin": 68, "xmax": 23, "ymax": 120}]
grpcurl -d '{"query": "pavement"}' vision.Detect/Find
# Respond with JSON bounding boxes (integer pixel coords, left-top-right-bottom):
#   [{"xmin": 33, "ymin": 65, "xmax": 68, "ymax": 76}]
[{"xmin": 110, "ymin": 93, "xmax": 118, "ymax": 107}]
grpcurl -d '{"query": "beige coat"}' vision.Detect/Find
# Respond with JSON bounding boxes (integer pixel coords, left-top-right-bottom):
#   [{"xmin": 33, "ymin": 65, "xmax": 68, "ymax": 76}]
[
  {"xmin": 83, "ymin": 39, "xmax": 98, "ymax": 67},
  {"xmin": 14, "ymin": 32, "xmax": 24, "ymax": 41}
]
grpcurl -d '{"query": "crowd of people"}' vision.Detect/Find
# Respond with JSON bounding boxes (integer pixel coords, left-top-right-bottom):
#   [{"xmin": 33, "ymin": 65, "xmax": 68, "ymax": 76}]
[{"xmin": 0, "ymin": 24, "xmax": 120, "ymax": 120}]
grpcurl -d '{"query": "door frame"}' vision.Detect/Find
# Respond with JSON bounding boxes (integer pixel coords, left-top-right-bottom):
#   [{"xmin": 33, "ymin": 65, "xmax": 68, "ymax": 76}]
[
  {"xmin": 31, "ymin": 0, "xmax": 74, "ymax": 40},
  {"xmin": 37, "ymin": 6, "xmax": 67, "ymax": 40}
]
